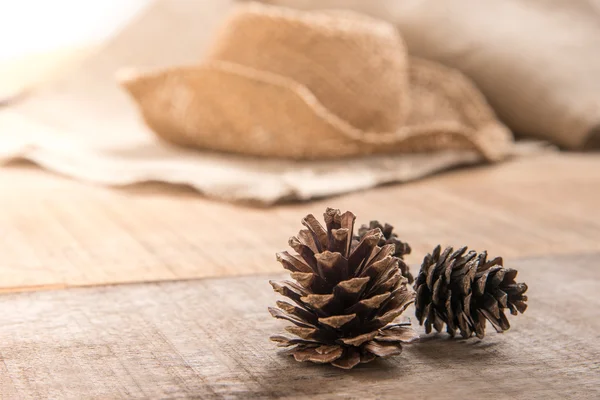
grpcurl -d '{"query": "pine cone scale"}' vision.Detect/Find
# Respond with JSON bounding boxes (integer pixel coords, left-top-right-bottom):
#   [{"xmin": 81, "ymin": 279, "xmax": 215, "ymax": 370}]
[
  {"xmin": 331, "ymin": 347, "xmax": 361, "ymax": 370},
  {"xmin": 270, "ymin": 281, "xmax": 304, "ymax": 305},
  {"xmin": 271, "ymin": 335, "xmax": 312, "ymax": 347},
  {"xmin": 288, "ymin": 237, "xmax": 318, "ymax": 271},
  {"xmin": 268, "ymin": 307, "xmax": 314, "ymax": 329},
  {"xmin": 493, "ymin": 289, "xmax": 508, "ymax": 308},
  {"xmin": 297, "ymin": 229, "xmax": 319, "ymax": 254},
  {"xmin": 290, "ymin": 272, "xmax": 319, "ymax": 292},
  {"xmin": 318, "ymin": 314, "xmax": 356, "ymax": 329},
  {"xmin": 301, "ymin": 214, "xmax": 329, "ymax": 250},
  {"xmin": 315, "ymin": 251, "xmax": 346, "ymax": 284},
  {"xmin": 364, "ymin": 341, "xmax": 403, "ymax": 358},
  {"xmin": 339, "ymin": 331, "xmax": 378, "ymax": 346},
  {"xmin": 293, "ymin": 346, "xmax": 344, "ymax": 364},
  {"xmin": 379, "ymin": 288, "xmax": 414, "ymax": 316},
  {"xmin": 370, "ymin": 244, "xmax": 396, "ymax": 264},
  {"xmin": 276, "ymin": 251, "xmax": 312, "ymax": 274},
  {"xmin": 376, "ymin": 325, "xmax": 418, "ymax": 342},
  {"xmin": 348, "ymin": 232, "xmax": 381, "ymax": 276},
  {"xmin": 329, "ymin": 228, "xmax": 350, "ymax": 254},
  {"xmin": 276, "ymin": 301, "xmax": 318, "ymax": 325},
  {"xmin": 300, "ymin": 294, "xmax": 335, "ymax": 314}
]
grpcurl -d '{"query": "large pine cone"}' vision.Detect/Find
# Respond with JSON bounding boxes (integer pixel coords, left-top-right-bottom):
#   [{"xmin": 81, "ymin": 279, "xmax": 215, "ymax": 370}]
[
  {"xmin": 269, "ymin": 208, "xmax": 417, "ymax": 369},
  {"xmin": 356, "ymin": 221, "xmax": 412, "ymax": 283},
  {"xmin": 414, "ymin": 245, "xmax": 528, "ymax": 339}
]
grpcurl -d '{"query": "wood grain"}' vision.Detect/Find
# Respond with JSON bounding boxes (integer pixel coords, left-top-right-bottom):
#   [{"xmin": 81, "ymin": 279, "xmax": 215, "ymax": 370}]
[
  {"xmin": 1, "ymin": 153, "xmax": 599, "ymax": 292},
  {"xmin": 0, "ymin": 253, "xmax": 598, "ymax": 399}
]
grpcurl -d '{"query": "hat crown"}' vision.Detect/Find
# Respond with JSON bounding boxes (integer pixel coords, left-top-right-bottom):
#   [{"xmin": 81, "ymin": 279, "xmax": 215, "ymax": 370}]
[{"xmin": 205, "ymin": 2, "xmax": 411, "ymax": 133}]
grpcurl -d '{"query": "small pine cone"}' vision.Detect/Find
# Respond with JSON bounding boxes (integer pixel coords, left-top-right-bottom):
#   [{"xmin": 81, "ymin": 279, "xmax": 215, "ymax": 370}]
[
  {"xmin": 414, "ymin": 245, "xmax": 528, "ymax": 339},
  {"xmin": 269, "ymin": 208, "xmax": 418, "ymax": 369},
  {"xmin": 356, "ymin": 221, "xmax": 413, "ymax": 283}
]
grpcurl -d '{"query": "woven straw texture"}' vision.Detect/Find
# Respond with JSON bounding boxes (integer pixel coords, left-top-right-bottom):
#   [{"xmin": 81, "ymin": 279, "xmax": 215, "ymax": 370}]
[
  {"xmin": 121, "ymin": 2, "xmax": 512, "ymax": 161},
  {"xmin": 264, "ymin": 0, "xmax": 600, "ymax": 150}
]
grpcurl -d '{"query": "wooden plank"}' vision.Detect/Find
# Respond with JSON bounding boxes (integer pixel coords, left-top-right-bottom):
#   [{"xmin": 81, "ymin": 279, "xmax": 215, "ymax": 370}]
[
  {"xmin": 1, "ymin": 153, "xmax": 600, "ymax": 292},
  {"xmin": 0, "ymin": 253, "xmax": 598, "ymax": 399}
]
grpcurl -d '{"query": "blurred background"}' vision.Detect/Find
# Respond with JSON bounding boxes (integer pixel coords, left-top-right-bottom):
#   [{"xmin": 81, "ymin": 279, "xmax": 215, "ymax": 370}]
[
  {"xmin": 0, "ymin": 0, "xmax": 147, "ymax": 61},
  {"xmin": 2, "ymin": 0, "xmax": 599, "ymax": 149},
  {"xmin": 0, "ymin": 0, "xmax": 599, "ymax": 202},
  {"xmin": 0, "ymin": 0, "xmax": 148, "ymax": 100}
]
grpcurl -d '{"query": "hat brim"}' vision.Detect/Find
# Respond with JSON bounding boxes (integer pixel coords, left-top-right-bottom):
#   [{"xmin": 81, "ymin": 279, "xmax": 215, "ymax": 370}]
[{"xmin": 120, "ymin": 57, "xmax": 512, "ymax": 161}]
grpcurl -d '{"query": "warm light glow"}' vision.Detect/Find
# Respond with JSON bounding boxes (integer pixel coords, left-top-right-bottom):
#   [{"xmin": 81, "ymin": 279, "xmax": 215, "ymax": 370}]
[{"xmin": 0, "ymin": 0, "xmax": 149, "ymax": 61}]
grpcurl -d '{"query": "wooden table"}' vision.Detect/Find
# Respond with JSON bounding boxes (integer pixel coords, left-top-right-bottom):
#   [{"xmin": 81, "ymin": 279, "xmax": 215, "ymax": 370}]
[
  {"xmin": 0, "ymin": 254, "xmax": 598, "ymax": 399},
  {"xmin": 2, "ymin": 152, "xmax": 599, "ymax": 292},
  {"xmin": 1, "ymin": 152, "xmax": 599, "ymax": 399}
]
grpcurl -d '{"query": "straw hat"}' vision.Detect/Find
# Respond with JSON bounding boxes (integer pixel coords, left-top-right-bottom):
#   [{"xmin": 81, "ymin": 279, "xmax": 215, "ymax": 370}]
[{"xmin": 120, "ymin": 2, "xmax": 512, "ymax": 160}]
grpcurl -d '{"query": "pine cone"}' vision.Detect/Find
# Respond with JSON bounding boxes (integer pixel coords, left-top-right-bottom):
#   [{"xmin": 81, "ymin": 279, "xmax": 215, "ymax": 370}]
[
  {"xmin": 356, "ymin": 221, "xmax": 413, "ymax": 283},
  {"xmin": 414, "ymin": 245, "xmax": 528, "ymax": 339},
  {"xmin": 269, "ymin": 208, "xmax": 418, "ymax": 369}
]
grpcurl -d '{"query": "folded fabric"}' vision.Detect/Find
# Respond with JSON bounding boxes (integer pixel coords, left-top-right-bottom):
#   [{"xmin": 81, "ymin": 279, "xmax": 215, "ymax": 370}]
[
  {"xmin": 0, "ymin": 110, "xmax": 488, "ymax": 204},
  {"xmin": 264, "ymin": 0, "xmax": 600, "ymax": 150},
  {"xmin": 121, "ymin": 2, "xmax": 512, "ymax": 161}
]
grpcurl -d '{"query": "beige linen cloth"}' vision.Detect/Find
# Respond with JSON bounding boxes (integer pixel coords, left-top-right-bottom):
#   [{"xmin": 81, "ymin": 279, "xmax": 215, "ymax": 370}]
[
  {"xmin": 0, "ymin": 0, "xmax": 515, "ymax": 204},
  {"xmin": 265, "ymin": 0, "xmax": 600, "ymax": 150}
]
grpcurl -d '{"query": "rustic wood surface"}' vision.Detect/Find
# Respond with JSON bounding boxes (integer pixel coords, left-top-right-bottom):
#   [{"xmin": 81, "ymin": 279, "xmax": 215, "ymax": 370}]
[
  {"xmin": 1, "ymin": 1, "xmax": 597, "ymax": 398},
  {"xmin": 1, "ymin": 153, "xmax": 599, "ymax": 292},
  {"xmin": 0, "ymin": 253, "xmax": 598, "ymax": 399}
]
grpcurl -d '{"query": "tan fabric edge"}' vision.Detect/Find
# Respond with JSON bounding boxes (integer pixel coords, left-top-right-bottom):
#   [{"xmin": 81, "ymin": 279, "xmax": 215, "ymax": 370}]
[{"xmin": 0, "ymin": 142, "xmax": 483, "ymax": 206}]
